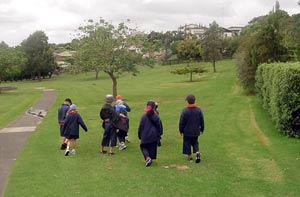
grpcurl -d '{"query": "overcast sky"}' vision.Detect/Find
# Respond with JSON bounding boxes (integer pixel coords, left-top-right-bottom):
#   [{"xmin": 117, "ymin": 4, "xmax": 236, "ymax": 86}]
[{"xmin": 0, "ymin": 0, "xmax": 299, "ymax": 46}]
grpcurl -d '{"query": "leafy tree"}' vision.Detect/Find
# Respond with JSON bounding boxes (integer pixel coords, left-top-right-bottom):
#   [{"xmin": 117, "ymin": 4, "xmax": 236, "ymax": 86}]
[
  {"xmin": 285, "ymin": 14, "xmax": 300, "ymax": 60},
  {"xmin": 221, "ymin": 37, "xmax": 240, "ymax": 58},
  {"xmin": 202, "ymin": 21, "xmax": 223, "ymax": 73},
  {"xmin": 75, "ymin": 19, "xmax": 151, "ymax": 96},
  {"xmin": 175, "ymin": 39, "xmax": 203, "ymax": 81},
  {"xmin": 0, "ymin": 43, "xmax": 26, "ymax": 82},
  {"xmin": 171, "ymin": 65, "xmax": 206, "ymax": 82},
  {"xmin": 235, "ymin": 6, "xmax": 290, "ymax": 91},
  {"xmin": 21, "ymin": 31, "xmax": 55, "ymax": 80},
  {"xmin": 147, "ymin": 30, "xmax": 186, "ymax": 59},
  {"xmin": 177, "ymin": 38, "xmax": 202, "ymax": 61}
]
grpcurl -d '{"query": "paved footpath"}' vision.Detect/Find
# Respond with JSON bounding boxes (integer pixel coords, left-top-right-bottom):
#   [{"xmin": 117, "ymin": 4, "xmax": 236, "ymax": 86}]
[{"xmin": 0, "ymin": 88, "xmax": 56, "ymax": 196}]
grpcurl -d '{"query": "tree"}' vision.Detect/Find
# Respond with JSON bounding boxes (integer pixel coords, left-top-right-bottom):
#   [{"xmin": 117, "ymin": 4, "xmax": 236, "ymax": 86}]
[
  {"xmin": 175, "ymin": 39, "xmax": 203, "ymax": 81},
  {"xmin": 235, "ymin": 6, "xmax": 290, "ymax": 91},
  {"xmin": 21, "ymin": 31, "xmax": 55, "ymax": 80},
  {"xmin": 275, "ymin": 0, "xmax": 280, "ymax": 11},
  {"xmin": 177, "ymin": 38, "xmax": 202, "ymax": 61},
  {"xmin": 171, "ymin": 65, "xmax": 206, "ymax": 82},
  {"xmin": 202, "ymin": 21, "xmax": 223, "ymax": 73},
  {"xmin": 75, "ymin": 19, "xmax": 151, "ymax": 96},
  {"xmin": 0, "ymin": 43, "xmax": 26, "ymax": 82}
]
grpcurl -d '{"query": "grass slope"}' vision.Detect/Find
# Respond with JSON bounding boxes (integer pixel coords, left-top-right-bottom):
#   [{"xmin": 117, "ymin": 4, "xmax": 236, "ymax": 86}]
[
  {"xmin": 4, "ymin": 60, "xmax": 300, "ymax": 196},
  {"xmin": 0, "ymin": 83, "xmax": 43, "ymax": 129}
]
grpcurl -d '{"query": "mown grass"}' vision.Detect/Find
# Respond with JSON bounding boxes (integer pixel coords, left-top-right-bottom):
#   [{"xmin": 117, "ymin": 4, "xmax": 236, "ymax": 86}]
[
  {"xmin": 0, "ymin": 82, "xmax": 43, "ymax": 129},
  {"xmin": 3, "ymin": 60, "xmax": 300, "ymax": 196}
]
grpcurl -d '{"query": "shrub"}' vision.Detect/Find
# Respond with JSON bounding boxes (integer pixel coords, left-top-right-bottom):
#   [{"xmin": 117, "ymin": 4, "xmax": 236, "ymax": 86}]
[{"xmin": 256, "ymin": 62, "xmax": 300, "ymax": 137}]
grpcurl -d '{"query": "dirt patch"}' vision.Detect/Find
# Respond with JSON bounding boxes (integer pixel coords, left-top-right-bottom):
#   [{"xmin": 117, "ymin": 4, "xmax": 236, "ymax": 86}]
[
  {"xmin": 232, "ymin": 85, "xmax": 242, "ymax": 95},
  {"xmin": 163, "ymin": 164, "xmax": 190, "ymax": 171},
  {"xmin": 0, "ymin": 86, "xmax": 17, "ymax": 93},
  {"xmin": 250, "ymin": 111, "xmax": 270, "ymax": 147}
]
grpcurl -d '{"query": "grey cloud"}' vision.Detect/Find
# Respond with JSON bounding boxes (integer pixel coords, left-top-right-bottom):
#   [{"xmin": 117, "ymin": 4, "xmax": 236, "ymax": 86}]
[{"xmin": 0, "ymin": 0, "xmax": 299, "ymax": 46}]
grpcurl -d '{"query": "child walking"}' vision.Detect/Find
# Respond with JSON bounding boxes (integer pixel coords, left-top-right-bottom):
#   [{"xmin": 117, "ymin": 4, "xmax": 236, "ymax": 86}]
[
  {"xmin": 115, "ymin": 101, "xmax": 129, "ymax": 150},
  {"xmin": 179, "ymin": 94, "xmax": 204, "ymax": 163},
  {"xmin": 58, "ymin": 98, "xmax": 72, "ymax": 150},
  {"xmin": 62, "ymin": 104, "xmax": 88, "ymax": 156},
  {"xmin": 100, "ymin": 95, "xmax": 118, "ymax": 155},
  {"xmin": 115, "ymin": 95, "xmax": 131, "ymax": 143},
  {"xmin": 138, "ymin": 101, "xmax": 163, "ymax": 167}
]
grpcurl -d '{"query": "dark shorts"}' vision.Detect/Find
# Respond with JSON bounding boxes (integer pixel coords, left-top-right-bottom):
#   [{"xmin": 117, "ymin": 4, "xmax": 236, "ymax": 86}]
[
  {"xmin": 140, "ymin": 142, "xmax": 158, "ymax": 160},
  {"xmin": 60, "ymin": 125, "xmax": 64, "ymax": 137},
  {"xmin": 183, "ymin": 136, "xmax": 199, "ymax": 155},
  {"xmin": 101, "ymin": 122, "xmax": 117, "ymax": 147},
  {"xmin": 65, "ymin": 135, "xmax": 79, "ymax": 140},
  {"xmin": 117, "ymin": 130, "xmax": 127, "ymax": 143}
]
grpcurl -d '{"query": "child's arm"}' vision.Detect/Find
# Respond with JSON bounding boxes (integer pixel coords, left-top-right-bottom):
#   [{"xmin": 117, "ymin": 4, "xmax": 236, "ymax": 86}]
[
  {"xmin": 199, "ymin": 109, "xmax": 204, "ymax": 133},
  {"xmin": 179, "ymin": 110, "xmax": 187, "ymax": 135},
  {"xmin": 138, "ymin": 116, "xmax": 144, "ymax": 140},
  {"xmin": 78, "ymin": 114, "xmax": 88, "ymax": 132},
  {"xmin": 124, "ymin": 102, "xmax": 131, "ymax": 112}
]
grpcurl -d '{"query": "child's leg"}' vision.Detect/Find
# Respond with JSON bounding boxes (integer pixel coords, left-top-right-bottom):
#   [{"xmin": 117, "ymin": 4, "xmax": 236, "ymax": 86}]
[
  {"xmin": 60, "ymin": 126, "xmax": 67, "ymax": 150},
  {"xmin": 71, "ymin": 140, "xmax": 76, "ymax": 155},
  {"xmin": 100, "ymin": 123, "xmax": 111, "ymax": 153},
  {"xmin": 109, "ymin": 128, "xmax": 117, "ymax": 154},
  {"xmin": 191, "ymin": 137, "xmax": 199, "ymax": 154},
  {"xmin": 140, "ymin": 144, "xmax": 150, "ymax": 160},
  {"xmin": 148, "ymin": 142, "xmax": 158, "ymax": 160},
  {"xmin": 183, "ymin": 136, "xmax": 192, "ymax": 160},
  {"xmin": 191, "ymin": 137, "xmax": 201, "ymax": 163},
  {"xmin": 65, "ymin": 139, "xmax": 71, "ymax": 156},
  {"xmin": 71, "ymin": 139, "xmax": 76, "ymax": 149}
]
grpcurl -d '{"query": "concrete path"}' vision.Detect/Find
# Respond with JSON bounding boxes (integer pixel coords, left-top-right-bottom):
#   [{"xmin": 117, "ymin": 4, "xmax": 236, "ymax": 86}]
[{"xmin": 0, "ymin": 88, "xmax": 56, "ymax": 196}]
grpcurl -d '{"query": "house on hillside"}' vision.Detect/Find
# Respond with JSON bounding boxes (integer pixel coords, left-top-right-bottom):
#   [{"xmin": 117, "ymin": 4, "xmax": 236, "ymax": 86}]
[
  {"xmin": 53, "ymin": 51, "xmax": 75, "ymax": 69},
  {"xmin": 228, "ymin": 26, "xmax": 243, "ymax": 36},
  {"xmin": 178, "ymin": 24, "xmax": 207, "ymax": 38},
  {"xmin": 179, "ymin": 23, "xmax": 243, "ymax": 38},
  {"xmin": 222, "ymin": 27, "xmax": 234, "ymax": 38}
]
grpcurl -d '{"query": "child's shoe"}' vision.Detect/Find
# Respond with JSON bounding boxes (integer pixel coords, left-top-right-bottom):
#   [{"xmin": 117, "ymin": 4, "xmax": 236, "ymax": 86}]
[
  {"xmin": 65, "ymin": 149, "xmax": 70, "ymax": 156},
  {"xmin": 195, "ymin": 152, "xmax": 201, "ymax": 163},
  {"xmin": 188, "ymin": 157, "xmax": 193, "ymax": 162},
  {"xmin": 125, "ymin": 136, "xmax": 130, "ymax": 143},
  {"xmin": 119, "ymin": 142, "xmax": 127, "ymax": 150},
  {"xmin": 60, "ymin": 143, "xmax": 67, "ymax": 150},
  {"xmin": 71, "ymin": 149, "xmax": 76, "ymax": 155},
  {"xmin": 145, "ymin": 158, "xmax": 152, "ymax": 167}
]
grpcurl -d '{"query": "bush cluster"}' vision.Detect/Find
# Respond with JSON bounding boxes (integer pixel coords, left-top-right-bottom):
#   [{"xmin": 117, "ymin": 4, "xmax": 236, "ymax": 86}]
[{"xmin": 256, "ymin": 62, "xmax": 300, "ymax": 137}]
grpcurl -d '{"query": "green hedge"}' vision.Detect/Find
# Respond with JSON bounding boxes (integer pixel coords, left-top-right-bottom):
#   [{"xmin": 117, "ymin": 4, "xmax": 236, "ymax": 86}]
[{"xmin": 256, "ymin": 62, "xmax": 300, "ymax": 137}]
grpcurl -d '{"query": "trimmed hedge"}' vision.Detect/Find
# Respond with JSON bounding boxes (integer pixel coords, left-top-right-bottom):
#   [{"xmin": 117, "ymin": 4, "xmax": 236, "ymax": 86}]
[{"xmin": 256, "ymin": 62, "xmax": 300, "ymax": 137}]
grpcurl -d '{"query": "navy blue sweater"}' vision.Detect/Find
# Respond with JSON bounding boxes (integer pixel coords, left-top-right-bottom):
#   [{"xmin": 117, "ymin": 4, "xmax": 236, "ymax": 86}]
[
  {"xmin": 58, "ymin": 104, "xmax": 69, "ymax": 123},
  {"xmin": 100, "ymin": 103, "xmax": 118, "ymax": 126},
  {"xmin": 63, "ymin": 111, "xmax": 88, "ymax": 137},
  {"xmin": 138, "ymin": 113, "xmax": 162, "ymax": 144},
  {"xmin": 179, "ymin": 105, "xmax": 204, "ymax": 137}
]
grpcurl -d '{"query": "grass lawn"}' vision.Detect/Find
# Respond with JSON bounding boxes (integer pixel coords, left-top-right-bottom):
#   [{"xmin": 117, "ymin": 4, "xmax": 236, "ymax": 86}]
[
  {"xmin": 0, "ymin": 83, "xmax": 43, "ymax": 129},
  {"xmin": 3, "ymin": 59, "xmax": 300, "ymax": 196}
]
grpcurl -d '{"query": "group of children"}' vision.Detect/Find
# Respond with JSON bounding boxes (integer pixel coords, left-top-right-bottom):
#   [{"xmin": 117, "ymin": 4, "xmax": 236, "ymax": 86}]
[{"xmin": 57, "ymin": 93, "xmax": 205, "ymax": 167}]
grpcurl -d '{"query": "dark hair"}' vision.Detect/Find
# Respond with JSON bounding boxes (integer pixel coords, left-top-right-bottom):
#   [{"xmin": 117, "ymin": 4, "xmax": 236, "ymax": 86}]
[
  {"xmin": 65, "ymin": 98, "xmax": 72, "ymax": 105},
  {"xmin": 186, "ymin": 94, "xmax": 196, "ymax": 104}
]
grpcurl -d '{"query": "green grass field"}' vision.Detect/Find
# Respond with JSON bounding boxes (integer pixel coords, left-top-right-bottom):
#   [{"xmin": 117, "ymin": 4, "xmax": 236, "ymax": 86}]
[{"xmin": 2, "ymin": 60, "xmax": 300, "ymax": 196}]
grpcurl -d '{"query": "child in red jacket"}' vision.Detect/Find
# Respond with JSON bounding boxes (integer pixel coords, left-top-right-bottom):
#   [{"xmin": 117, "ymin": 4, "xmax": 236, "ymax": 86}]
[{"xmin": 179, "ymin": 94, "xmax": 204, "ymax": 163}]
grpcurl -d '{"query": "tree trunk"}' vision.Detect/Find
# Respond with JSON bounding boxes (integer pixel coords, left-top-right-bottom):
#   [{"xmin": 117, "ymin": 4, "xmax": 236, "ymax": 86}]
[
  {"xmin": 213, "ymin": 60, "xmax": 216, "ymax": 73},
  {"xmin": 38, "ymin": 72, "xmax": 42, "ymax": 81},
  {"xmin": 108, "ymin": 72, "xmax": 118, "ymax": 97},
  {"xmin": 95, "ymin": 68, "xmax": 100, "ymax": 80}
]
